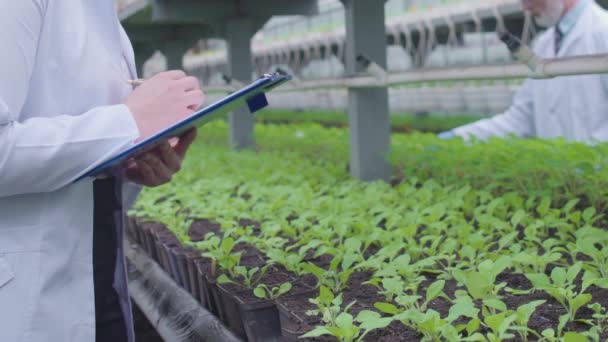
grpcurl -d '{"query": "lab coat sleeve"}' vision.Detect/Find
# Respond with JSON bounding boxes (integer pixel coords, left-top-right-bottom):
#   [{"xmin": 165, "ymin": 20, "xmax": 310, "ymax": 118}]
[
  {"xmin": 451, "ymin": 79, "xmax": 535, "ymax": 141},
  {"xmin": 0, "ymin": 1, "xmax": 140, "ymax": 197}
]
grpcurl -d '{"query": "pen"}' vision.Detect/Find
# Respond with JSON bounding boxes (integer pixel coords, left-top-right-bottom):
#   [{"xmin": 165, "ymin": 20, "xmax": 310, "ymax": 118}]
[{"xmin": 126, "ymin": 79, "xmax": 145, "ymax": 87}]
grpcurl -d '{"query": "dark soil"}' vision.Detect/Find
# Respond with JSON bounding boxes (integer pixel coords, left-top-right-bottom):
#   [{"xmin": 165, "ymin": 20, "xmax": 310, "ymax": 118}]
[
  {"xmin": 363, "ymin": 320, "xmax": 419, "ymax": 342},
  {"xmin": 238, "ymin": 254, "xmax": 266, "ymax": 268},
  {"xmin": 234, "ymin": 242, "xmax": 266, "ymax": 259},
  {"xmin": 342, "ymin": 271, "xmax": 385, "ymax": 310},
  {"xmin": 277, "ymin": 289, "xmax": 322, "ymax": 335},
  {"xmin": 305, "ymin": 253, "xmax": 334, "ymax": 268},
  {"xmin": 238, "ymin": 218, "xmax": 261, "ymax": 231},
  {"xmin": 188, "ymin": 219, "xmax": 222, "ymax": 241}
]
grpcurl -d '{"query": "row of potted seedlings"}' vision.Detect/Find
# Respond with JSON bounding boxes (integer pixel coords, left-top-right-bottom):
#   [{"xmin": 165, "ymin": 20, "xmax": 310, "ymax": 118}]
[{"xmin": 126, "ymin": 217, "xmax": 320, "ymax": 342}]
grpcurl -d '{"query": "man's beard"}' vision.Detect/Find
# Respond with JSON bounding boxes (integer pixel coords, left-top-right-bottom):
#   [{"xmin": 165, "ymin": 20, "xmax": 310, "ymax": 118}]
[{"xmin": 534, "ymin": 0, "xmax": 566, "ymax": 27}]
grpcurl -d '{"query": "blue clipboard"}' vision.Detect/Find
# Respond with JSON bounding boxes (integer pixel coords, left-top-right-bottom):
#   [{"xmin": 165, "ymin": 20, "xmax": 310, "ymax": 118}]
[{"xmin": 75, "ymin": 72, "xmax": 291, "ymax": 181}]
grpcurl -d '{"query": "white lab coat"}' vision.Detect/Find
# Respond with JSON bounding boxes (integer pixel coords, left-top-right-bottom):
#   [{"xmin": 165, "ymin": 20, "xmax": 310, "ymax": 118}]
[
  {"xmin": 0, "ymin": 1, "xmax": 142, "ymax": 341},
  {"xmin": 453, "ymin": 2, "xmax": 608, "ymax": 142}
]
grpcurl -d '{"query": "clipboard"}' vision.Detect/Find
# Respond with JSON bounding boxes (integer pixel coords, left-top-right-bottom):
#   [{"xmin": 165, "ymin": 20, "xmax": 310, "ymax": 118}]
[{"xmin": 75, "ymin": 72, "xmax": 291, "ymax": 181}]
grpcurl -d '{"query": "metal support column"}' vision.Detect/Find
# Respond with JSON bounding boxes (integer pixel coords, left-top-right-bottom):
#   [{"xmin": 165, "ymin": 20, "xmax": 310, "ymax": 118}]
[
  {"xmin": 225, "ymin": 18, "xmax": 256, "ymax": 150},
  {"xmin": 342, "ymin": 0, "xmax": 391, "ymax": 181}
]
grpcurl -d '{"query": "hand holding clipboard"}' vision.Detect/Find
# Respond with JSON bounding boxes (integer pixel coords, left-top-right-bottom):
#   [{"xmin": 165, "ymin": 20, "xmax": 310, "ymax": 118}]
[{"xmin": 73, "ymin": 72, "xmax": 291, "ymax": 182}]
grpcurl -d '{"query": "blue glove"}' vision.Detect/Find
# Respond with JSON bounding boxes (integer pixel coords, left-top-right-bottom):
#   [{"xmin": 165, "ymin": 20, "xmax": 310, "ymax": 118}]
[{"xmin": 437, "ymin": 130, "xmax": 456, "ymax": 140}]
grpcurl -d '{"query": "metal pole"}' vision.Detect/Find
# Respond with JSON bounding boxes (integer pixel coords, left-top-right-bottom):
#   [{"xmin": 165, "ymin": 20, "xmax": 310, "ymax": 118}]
[
  {"xmin": 201, "ymin": 53, "xmax": 608, "ymax": 93},
  {"xmin": 342, "ymin": 0, "xmax": 391, "ymax": 182},
  {"xmin": 164, "ymin": 40, "xmax": 188, "ymax": 70},
  {"xmin": 225, "ymin": 18, "xmax": 256, "ymax": 150}
]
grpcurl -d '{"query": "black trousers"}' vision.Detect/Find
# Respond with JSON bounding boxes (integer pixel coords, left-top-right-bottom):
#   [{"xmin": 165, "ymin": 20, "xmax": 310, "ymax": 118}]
[{"xmin": 93, "ymin": 178, "xmax": 128, "ymax": 342}]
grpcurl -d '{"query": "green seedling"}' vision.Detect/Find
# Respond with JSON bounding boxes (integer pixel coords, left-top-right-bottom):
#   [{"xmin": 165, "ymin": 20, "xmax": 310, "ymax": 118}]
[
  {"xmin": 300, "ymin": 310, "xmax": 392, "ymax": 342},
  {"xmin": 391, "ymin": 308, "xmax": 466, "ymax": 342},
  {"xmin": 302, "ymin": 251, "xmax": 357, "ymax": 294},
  {"xmin": 526, "ymin": 263, "xmax": 592, "ymax": 323},
  {"xmin": 366, "ymin": 254, "xmax": 435, "ymax": 295},
  {"xmin": 512, "ymin": 250, "xmax": 562, "ymax": 275},
  {"xmin": 512, "ymin": 300, "xmax": 546, "ymax": 342},
  {"xmin": 217, "ymin": 265, "xmax": 270, "ymax": 288},
  {"xmin": 266, "ymin": 247, "xmax": 307, "ymax": 276},
  {"xmin": 575, "ymin": 230, "xmax": 608, "ymax": 278},
  {"xmin": 306, "ymin": 286, "xmax": 355, "ymax": 328},
  {"xmin": 254, "ymin": 282, "xmax": 293, "ymax": 300},
  {"xmin": 199, "ymin": 235, "xmax": 241, "ymax": 277},
  {"xmin": 375, "ymin": 279, "xmax": 447, "ymax": 313},
  {"xmin": 453, "ymin": 256, "xmax": 512, "ymax": 315},
  {"xmin": 466, "ymin": 310, "xmax": 518, "ymax": 342}
]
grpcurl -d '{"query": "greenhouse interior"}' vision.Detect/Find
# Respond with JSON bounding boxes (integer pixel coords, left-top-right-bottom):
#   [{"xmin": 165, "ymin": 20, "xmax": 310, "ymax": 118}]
[
  {"xmin": 53, "ymin": 0, "xmax": 608, "ymax": 340},
  {"xmin": 119, "ymin": 0, "xmax": 608, "ymax": 342}
]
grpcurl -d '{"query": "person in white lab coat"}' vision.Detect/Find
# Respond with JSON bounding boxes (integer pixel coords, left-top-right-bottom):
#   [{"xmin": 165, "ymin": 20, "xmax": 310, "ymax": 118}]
[
  {"xmin": 439, "ymin": 0, "xmax": 608, "ymax": 142},
  {"xmin": 0, "ymin": 1, "xmax": 204, "ymax": 341}
]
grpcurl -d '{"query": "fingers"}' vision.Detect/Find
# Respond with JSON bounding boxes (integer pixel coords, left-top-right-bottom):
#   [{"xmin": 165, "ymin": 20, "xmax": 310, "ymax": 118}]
[
  {"xmin": 183, "ymin": 90, "xmax": 205, "ymax": 111},
  {"xmin": 174, "ymin": 76, "xmax": 201, "ymax": 92},
  {"xmin": 125, "ymin": 131, "xmax": 197, "ymax": 187},
  {"xmin": 125, "ymin": 158, "xmax": 155, "ymax": 186},
  {"xmin": 143, "ymin": 152, "xmax": 173, "ymax": 183},
  {"xmin": 174, "ymin": 128, "xmax": 198, "ymax": 159},
  {"xmin": 156, "ymin": 141, "xmax": 182, "ymax": 173},
  {"xmin": 128, "ymin": 153, "xmax": 172, "ymax": 187}
]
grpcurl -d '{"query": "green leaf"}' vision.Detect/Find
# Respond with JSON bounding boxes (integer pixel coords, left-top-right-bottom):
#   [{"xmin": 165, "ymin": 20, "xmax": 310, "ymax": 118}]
[
  {"xmin": 490, "ymin": 256, "xmax": 513, "ymax": 280},
  {"xmin": 382, "ymin": 277, "xmax": 404, "ymax": 295},
  {"xmin": 483, "ymin": 299, "xmax": 507, "ymax": 312},
  {"xmin": 526, "ymin": 273, "xmax": 551, "ymax": 289},
  {"xmin": 563, "ymin": 199, "xmax": 580, "ymax": 213},
  {"xmin": 537, "ymin": 197, "xmax": 551, "ymax": 217},
  {"xmin": 463, "ymin": 271, "xmax": 487, "ymax": 300},
  {"xmin": 319, "ymin": 286, "xmax": 334, "ymax": 305},
  {"xmin": 515, "ymin": 300, "xmax": 545, "ymax": 325},
  {"xmin": 447, "ymin": 297, "xmax": 479, "ymax": 322},
  {"xmin": 217, "ymin": 274, "xmax": 231, "ymax": 284},
  {"xmin": 583, "ymin": 207, "xmax": 596, "ymax": 223},
  {"xmin": 220, "ymin": 237, "xmax": 235, "ymax": 253},
  {"xmin": 253, "ymin": 286, "xmax": 266, "ymax": 299},
  {"xmin": 426, "ymin": 280, "xmax": 445, "ymax": 302},
  {"xmin": 566, "ymin": 263, "xmax": 582, "ymax": 284},
  {"xmin": 299, "ymin": 326, "xmax": 333, "ymax": 338},
  {"xmin": 570, "ymin": 294, "xmax": 592, "ymax": 317},
  {"xmin": 466, "ymin": 318, "xmax": 481, "ymax": 336},
  {"xmin": 590, "ymin": 277, "xmax": 608, "ymax": 289},
  {"xmin": 511, "ymin": 210, "xmax": 525, "ymax": 227},
  {"xmin": 278, "ymin": 282, "xmax": 293, "ymax": 296},
  {"xmin": 335, "ymin": 312, "xmax": 354, "ymax": 331},
  {"xmin": 558, "ymin": 313, "xmax": 570, "ymax": 336},
  {"xmin": 374, "ymin": 302, "xmax": 401, "ymax": 315},
  {"xmin": 542, "ymin": 328, "xmax": 555, "ymax": 339},
  {"xmin": 551, "ymin": 267, "xmax": 567, "ymax": 287},
  {"xmin": 344, "ymin": 237, "xmax": 362, "ymax": 252},
  {"xmin": 341, "ymin": 252, "xmax": 359, "ymax": 272},
  {"xmin": 485, "ymin": 312, "xmax": 508, "ymax": 334},
  {"xmin": 357, "ymin": 310, "xmax": 393, "ymax": 331},
  {"xmin": 303, "ymin": 263, "xmax": 326, "ymax": 279},
  {"xmin": 355, "ymin": 310, "xmax": 381, "ymax": 323},
  {"xmin": 563, "ymin": 332, "xmax": 590, "ymax": 342}
]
